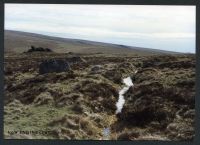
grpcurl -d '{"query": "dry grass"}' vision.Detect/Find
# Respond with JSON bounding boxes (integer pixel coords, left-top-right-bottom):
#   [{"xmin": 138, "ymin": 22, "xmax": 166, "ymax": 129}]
[{"xmin": 4, "ymin": 52, "xmax": 195, "ymax": 140}]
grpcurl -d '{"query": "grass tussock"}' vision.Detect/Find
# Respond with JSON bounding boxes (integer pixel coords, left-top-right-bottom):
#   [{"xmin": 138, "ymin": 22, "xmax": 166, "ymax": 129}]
[{"xmin": 4, "ymin": 52, "xmax": 195, "ymax": 140}]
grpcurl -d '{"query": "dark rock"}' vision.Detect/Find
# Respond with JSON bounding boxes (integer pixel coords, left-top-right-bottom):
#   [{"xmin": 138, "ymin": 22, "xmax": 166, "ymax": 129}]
[
  {"xmin": 39, "ymin": 59, "xmax": 71, "ymax": 74},
  {"xmin": 26, "ymin": 46, "xmax": 53, "ymax": 53}
]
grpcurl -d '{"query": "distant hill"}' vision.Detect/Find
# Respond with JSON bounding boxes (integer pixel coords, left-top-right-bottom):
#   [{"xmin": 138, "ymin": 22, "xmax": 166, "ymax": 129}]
[{"xmin": 4, "ymin": 30, "xmax": 178, "ymax": 55}]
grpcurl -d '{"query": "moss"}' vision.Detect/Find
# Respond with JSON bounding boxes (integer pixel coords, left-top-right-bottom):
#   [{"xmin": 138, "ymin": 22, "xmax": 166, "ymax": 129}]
[{"xmin": 4, "ymin": 104, "xmax": 74, "ymax": 139}]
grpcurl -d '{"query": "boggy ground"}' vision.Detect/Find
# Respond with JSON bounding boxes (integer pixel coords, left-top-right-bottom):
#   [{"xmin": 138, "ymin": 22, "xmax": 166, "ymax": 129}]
[{"xmin": 4, "ymin": 52, "xmax": 195, "ymax": 140}]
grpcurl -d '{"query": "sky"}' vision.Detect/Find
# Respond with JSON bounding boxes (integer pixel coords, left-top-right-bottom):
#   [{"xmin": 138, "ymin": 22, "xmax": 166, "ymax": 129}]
[{"xmin": 5, "ymin": 4, "xmax": 196, "ymax": 53}]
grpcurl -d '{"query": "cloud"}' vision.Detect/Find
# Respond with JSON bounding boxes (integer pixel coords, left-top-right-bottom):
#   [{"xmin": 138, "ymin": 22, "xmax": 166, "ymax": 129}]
[{"xmin": 5, "ymin": 4, "xmax": 195, "ymax": 53}]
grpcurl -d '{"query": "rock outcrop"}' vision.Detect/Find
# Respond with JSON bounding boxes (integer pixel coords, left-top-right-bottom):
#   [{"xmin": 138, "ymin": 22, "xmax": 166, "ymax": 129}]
[
  {"xmin": 39, "ymin": 59, "xmax": 70, "ymax": 74},
  {"xmin": 26, "ymin": 46, "xmax": 53, "ymax": 53}
]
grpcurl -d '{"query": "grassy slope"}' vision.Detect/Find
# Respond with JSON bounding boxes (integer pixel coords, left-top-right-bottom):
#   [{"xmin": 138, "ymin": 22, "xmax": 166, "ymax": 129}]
[{"xmin": 4, "ymin": 30, "xmax": 178, "ymax": 55}]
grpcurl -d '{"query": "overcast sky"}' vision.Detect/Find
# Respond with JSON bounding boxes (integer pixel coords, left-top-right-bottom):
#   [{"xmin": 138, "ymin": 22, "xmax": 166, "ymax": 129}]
[{"xmin": 5, "ymin": 4, "xmax": 195, "ymax": 53}]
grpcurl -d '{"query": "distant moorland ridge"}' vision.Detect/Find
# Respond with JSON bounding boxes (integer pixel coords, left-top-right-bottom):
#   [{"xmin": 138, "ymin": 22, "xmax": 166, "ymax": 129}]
[{"xmin": 4, "ymin": 30, "xmax": 179, "ymax": 55}]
